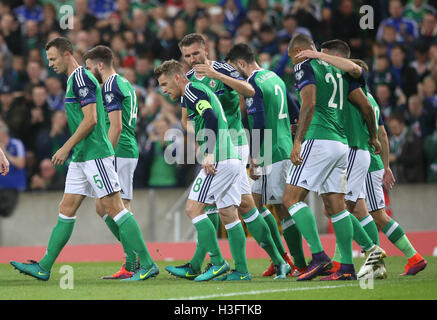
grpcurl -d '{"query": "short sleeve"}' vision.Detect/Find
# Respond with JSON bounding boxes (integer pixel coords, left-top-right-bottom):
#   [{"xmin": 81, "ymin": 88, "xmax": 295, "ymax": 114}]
[
  {"xmin": 246, "ymin": 76, "xmax": 264, "ymax": 115},
  {"xmin": 102, "ymin": 76, "xmax": 124, "ymax": 113},
  {"xmin": 72, "ymin": 68, "xmax": 97, "ymax": 107},
  {"xmin": 294, "ymin": 60, "xmax": 316, "ymax": 91},
  {"xmin": 213, "ymin": 62, "xmax": 245, "ymax": 81},
  {"xmin": 378, "ymin": 113, "xmax": 384, "ymax": 126},
  {"xmin": 347, "ymin": 68, "xmax": 367, "ymax": 94},
  {"xmin": 183, "ymin": 84, "xmax": 211, "ymax": 115}
]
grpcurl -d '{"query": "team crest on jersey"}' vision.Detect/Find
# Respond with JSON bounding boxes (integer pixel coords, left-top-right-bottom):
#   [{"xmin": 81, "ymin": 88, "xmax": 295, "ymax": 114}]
[
  {"xmin": 209, "ymin": 79, "xmax": 217, "ymax": 88},
  {"xmin": 246, "ymin": 97, "xmax": 253, "ymax": 107},
  {"xmin": 105, "ymin": 93, "xmax": 114, "ymax": 104},
  {"xmin": 230, "ymin": 71, "xmax": 240, "ymax": 78},
  {"xmin": 78, "ymin": 87, "xmax": 89, "ymax": 98},
  {"xmin": 295, "ymin": 70, "xmax": 304, "ymax": 81}
]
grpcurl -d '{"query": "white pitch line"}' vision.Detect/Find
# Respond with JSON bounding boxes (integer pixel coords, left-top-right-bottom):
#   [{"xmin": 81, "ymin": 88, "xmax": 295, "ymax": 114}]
[{"xmin": 168, "ymin": 283, "xmax": 359, "ymax": 300}]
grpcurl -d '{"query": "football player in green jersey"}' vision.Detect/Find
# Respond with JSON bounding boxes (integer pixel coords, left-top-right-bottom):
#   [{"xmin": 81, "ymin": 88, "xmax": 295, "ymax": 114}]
[
  {"xmin": 167, "ymin": 34, "xmax": 293, "ymax": 280},
  {"xmin": 155, "ymin": 59, "xmax": 251, "ymax": 281},
  {"xmin": 10, "ymin": 38, "xmax": 158, "ymax": 282},
  {"xmin": 296, "ymin": 40, "xmax": 388, "ymax": 279},
  {"xmin": 283, "ymin": 34, "xmax": 384, "ymax": 281},
  {"xmin": 226, "ymin": 43, "xmax": 308, "ymax": 277},
  {"xmin": 84, "ymin": 45, "xmax": 142, "ymax": 279}
]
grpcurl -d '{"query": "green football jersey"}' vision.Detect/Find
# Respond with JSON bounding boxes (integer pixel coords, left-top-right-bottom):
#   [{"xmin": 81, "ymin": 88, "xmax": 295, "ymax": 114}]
[
  {"xmin": 64, "ymin": 66, "xmax": 114, "ymax": 162},
  {"xmin": 182, "ymin": 82, "xmax": 240, "ymax": 162},
  {"xmin": 246, "ymin": 69, "xmax": 292, "ymax": 165},
  {"xmin": 102, "ymin": 74, "xmax": 139, "ymax": 159},
  {"xmin": 293, "ymin": 59, "xmax": 356, "ymax": 144},
  {"xmin": 367, "ymin": 92, "xmax": 385, "ymax": 173},
  {"xmin": 187, "ymin": 61, "xmax": 248, "ymax": 147}
]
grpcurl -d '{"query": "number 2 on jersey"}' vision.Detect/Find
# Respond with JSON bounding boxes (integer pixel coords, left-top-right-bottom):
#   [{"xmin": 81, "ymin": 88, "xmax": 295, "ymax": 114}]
[{"xmin": 275, "ymin": 84, "xmax": 288, "ymax": 119}]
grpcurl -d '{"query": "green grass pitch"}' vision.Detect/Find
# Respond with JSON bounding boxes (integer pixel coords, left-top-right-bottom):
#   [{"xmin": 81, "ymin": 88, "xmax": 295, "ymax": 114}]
[{"xmin": 1, "ymin": 257, "xmax": 436, "ymax": 300}]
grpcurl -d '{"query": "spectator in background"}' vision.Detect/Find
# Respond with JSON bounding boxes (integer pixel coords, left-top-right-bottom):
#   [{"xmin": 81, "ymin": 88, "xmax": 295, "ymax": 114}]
[
  {"xmin": 29, "ymin": 158, "xmax": 65, "ymax": 191},
  {"xmin": 424, "ymin": 117, "xmax": 437, "ymax": 182},
  {"xmin": 0, "ymin": 51, "xmax": 20, "ymax": 93},
  {"xmin": 368, "ymin": 55, "xmax": 397, "ymax": 94},
  {"xmin": 173, "ymin": 17, "xmax": 188, "ymax": 44},
  {"xmin": 257, "ymin": 23, "xmax": 279, "ymax": 56},
  {"xmin": 28, "ymin": 84, "xmax": 52, "ymax": 153},
  {"xmin": 411, "ymin": 42, "xmax": 432, "ymax": 79},
  {"xmin": 39, "ymin": 3, "xmax": 61, "ymax": 38},
  {"xmin": 178, "ymin": 0, "xmax": 202, "ymax": 34},
  {"xmin": 220, "ymin": 0, "xmax": 246, "ymax": 36},
  {"xmin": 390, "ymin": 44, "xmax": 420, "ymax": 97},
  {"xmin": 216, "ymin": 32, "xmax": 233, "ymax": 61},
  {"xmin": 0, "ymin": 145, "xmax": 8, "ymax": 176},
  {"xmin": 403, "ymin": 0, "xmax": 436, "ymax": 25},
  {"xmin": 405, "ymin": 94, "xmax": 436, "ymax": 138},
  {"xmin": 145, "ymin": 117, "xmax": 180, "ymax": 188},
  {"xmin": 35, "ymin": 110, "xmax": 70, "ymax": 164},
  {"xmin": 0, "ymin": 86, "xmax": 30, "ymax": 142},
  {"xmin": 45, "ymin": 77, "xmax": 65, "ymax": 111},
  {"xmin": 290, "ymin": 0, "xmax": 321, "ymax": 36},
  {"xmin": 0, "ymin": 121, "xmax": 26, "ymax": 191},
  {"xmin": 375, "ymin": 83, "xmax": 401, "ymax": 120},
  {"xmin": 377, "ymin": 0, "xmax": 419, "ymax": 44},
  {"xmin": 276, "ymin": 13, "xmax": 312, "ymax": 43},
  {"xmin": 87, "ymin": 0, "xmax": 116, "ymax": 20},
  {"xmin": 75, "ymin": 0, "xmax": 98, "ymax": 30},
  {"xmin": 381, "ymin": 24, "xmax": 400, "ymax": 57},
  {"xmin": 331, "ymin": 0, "xmax": 364, "ymax": 58},
  {"xmin": 0, "ymin": 12, "xmax": 22, "ymax": 55},
  {"xmin": 418, "ymin": 12, "xmax": 437, "ymax": 45},
  {"xmin": 13, "ymin": 0, "xmax": 43, "ymax": 25},
  {"xmin": 419, "ymin": 75, "xmax": 437, "ymax": 110},
  {"xmin": 388, "ymin": 113, "xmax": 425, "ymax": 183},
  {"xmin": 208, "ymin": 6, "xmax": 227, "ymax": 40},
  {"xmin": 246, "ymin": 6, "xmax": 265, "ymax": 35},
  {"xmin": 135, "ymin": 55, "xmax": 156, "ymax": 90}
]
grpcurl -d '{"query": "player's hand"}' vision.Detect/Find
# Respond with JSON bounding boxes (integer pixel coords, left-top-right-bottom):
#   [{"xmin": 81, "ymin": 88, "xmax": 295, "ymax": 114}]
[
  {"xmin": 202, "ymin": 153, "xmax": 217, "ymax": 176},
  {"xmin": 249, "ymin": 158, "xmax": 260, "ymax": 180},
  {"xmin": 51, "ymin": 146, "xmax": 69, "ymax": 167},
  {"xmin": 295, "ymin": 50, "xmax": 321, "ymax": 60},
  {"xmin": 383, "ymin": 167, "xmax": 396, "ymax": 190},
  {"xmin": 290, "ymin": 142, "xmax": 303, "ymax": 166},
  {"xmin": 369, "ymin": 138, "xmax": 382, "ymax": 155},
  {"xmin": 193, "ymin": 64, "xmax": 219, "ymax": 79},
  {"xmin": 0, "ymin": 149, "xmax": 9, "ymax": 176}
]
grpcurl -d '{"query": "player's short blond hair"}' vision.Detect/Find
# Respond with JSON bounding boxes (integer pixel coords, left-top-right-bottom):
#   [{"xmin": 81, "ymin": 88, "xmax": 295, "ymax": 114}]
[{"xmin": 154, "ymin": 59, "xmax": 185, "ymax": 79}]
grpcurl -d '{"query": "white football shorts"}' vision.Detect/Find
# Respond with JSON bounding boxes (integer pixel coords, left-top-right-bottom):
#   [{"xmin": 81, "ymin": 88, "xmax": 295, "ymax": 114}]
[
  {"xmin": 114, "ymin": 157, "xmax": 138, "ymax": 200},
  {"xmin": 252, "ymin": 159, "xmax": 291, "ymax": 204},
  {"xmin": 64, "ymin": 156, "xmax": 121, "ymax": 199},
  {"xmin": 286, "ymin": 139, "xmax": 348, "ymax": 195},
  {"xmin": 345, "ymin": 147, "xmax": 371, "ymax": 202},
  {"xmin": 365, "ymin": 169, "xmax": 386, "ymax": 212}
]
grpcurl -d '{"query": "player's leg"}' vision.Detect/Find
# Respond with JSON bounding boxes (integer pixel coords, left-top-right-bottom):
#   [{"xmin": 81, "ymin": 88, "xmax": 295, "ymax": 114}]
[
  {"xmin": 283, "ymin": 184, "xmax": 331, "ymax": 281},
  {"xmin": 366, "ymin": 170, "xmax": 427, "ymax": 275}
]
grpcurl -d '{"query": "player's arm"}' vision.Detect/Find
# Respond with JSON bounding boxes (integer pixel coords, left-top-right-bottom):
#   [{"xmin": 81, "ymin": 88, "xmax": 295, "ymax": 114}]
[
  {"xmin": 52, "ymin": 103, "xmax": 97, "ymax": 166},
  {"xmin": 108, "ymin": 110, "xmax": 122, "ymax": 151},
  {"xmin": 347, "ymin": 88, "xmax": 381, "ymax": 154},
  {"xmin": 0, "ymin": 147, "xmax": 9, "ymax": 176},
  {"xmin": 291, "ymin": 84, "xmax": 316, "ymax": 165},
  {"xmin": 295, "ymin": 50, "xmax": 362, "ymax": 78},
  {"xmin": 378, "ymin": 117, "xmax": 395, "ymax": 189},
  {"xmin": 52, "ymin": 71, "xmax": 98, "ymax": 166},
  {"xmin": 193, "ymin": 63, "xmax": 255, "ymax": 97},
  {"xmin": 197, "ymin": 100, "xmax": 218, "ymax": 176}
]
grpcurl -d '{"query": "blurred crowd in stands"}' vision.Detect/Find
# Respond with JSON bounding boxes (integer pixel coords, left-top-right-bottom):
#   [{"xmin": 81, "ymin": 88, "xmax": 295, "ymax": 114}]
[{"xmin": 0, "ymin": 0, "xmax": 436, "ymax": 197}]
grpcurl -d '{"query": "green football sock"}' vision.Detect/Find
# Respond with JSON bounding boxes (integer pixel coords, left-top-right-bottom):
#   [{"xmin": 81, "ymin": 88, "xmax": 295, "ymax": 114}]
[
  {"xmin": 359, "ymin": 215, "xmax": 380, "ymax": 246},
  {"xmin": 103, "ymin": 214, "xmax": 137, "ymax": 272},
  {"xmin": 192, "ymin": 214, "xmax": 224, "ymax": 266},
  {"xmin": 39, "ymin": 214, "xmax": 76, "ymax": 271},
  {"xmin": 350, "ymin": 214, "xmax": 374, "ymax": 251},
  {"xmin": 383, "ymin": 219, "xmax": 416, "ymax": 259},
  {"xmin": 331, "ymin": 210, "xmax": 353, "ymax": 264},
  {"xmin": 189, "ymin": 207, "xmax": 220, "ymax": 272},
  {"xmin": 114, "ymin": 210, "xmax": 154, "ymax": 269},
  {"xmin": 281, "ymin": 217, "xmax": 307, "ymax": 269},
  {"xmin": 288, "ymin": 202, "xmax": 323, "ymax": 254},
  {"xmin": 242, "ymin": 207, "xmax": 284, "ymax": 266},
  {"xmin": 225, "ymin": 220, "xmax": 248, "ymax": 273},
  {"xmin": 260, "ymin": 206, "xmax": 286, "ymax": 256},
  {"xmin": 332, "ymin": 244, "xmax": 341, "ymax": 263}
]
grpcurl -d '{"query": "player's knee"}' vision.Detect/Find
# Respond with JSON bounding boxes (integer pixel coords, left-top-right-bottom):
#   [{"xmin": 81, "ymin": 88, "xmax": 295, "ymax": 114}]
[
  {"xmin": 282, "ymin": 192, "xmax": 297, "ymax": 209},
  {"xmin": 58, "ymin": 201, "xmax": 76, "ymax": 217}
]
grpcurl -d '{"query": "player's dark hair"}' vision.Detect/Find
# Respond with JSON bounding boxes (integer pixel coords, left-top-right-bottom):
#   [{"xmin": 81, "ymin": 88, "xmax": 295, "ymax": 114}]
[
  {"xmin": 178, "ymin": 33, "xmax": 206, "ymax": 50},
  {"xmin": 45, "ymin": 37, "xmax": 73, "ymax": 54},
  {"xmin": 225, "ymin": 43, "xmax": 255, "ymax": 64},
  {"xmin": 288, "ymin": 33, "xmax": 315, "ymax": 52},
  {"xmin": 350, "ymin": 58, "xmax": 369, "ymax": 73},
  {"xmin": 154, "ymin": 59, "xmax": 185, "ymax": 79},
  {"xmin": 321, "ymin": 39, "xmax": 351, "ymax": 58},
  {"xmin": 83, "ymin": 45, "xmax": 114, "ymax": 67}
]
